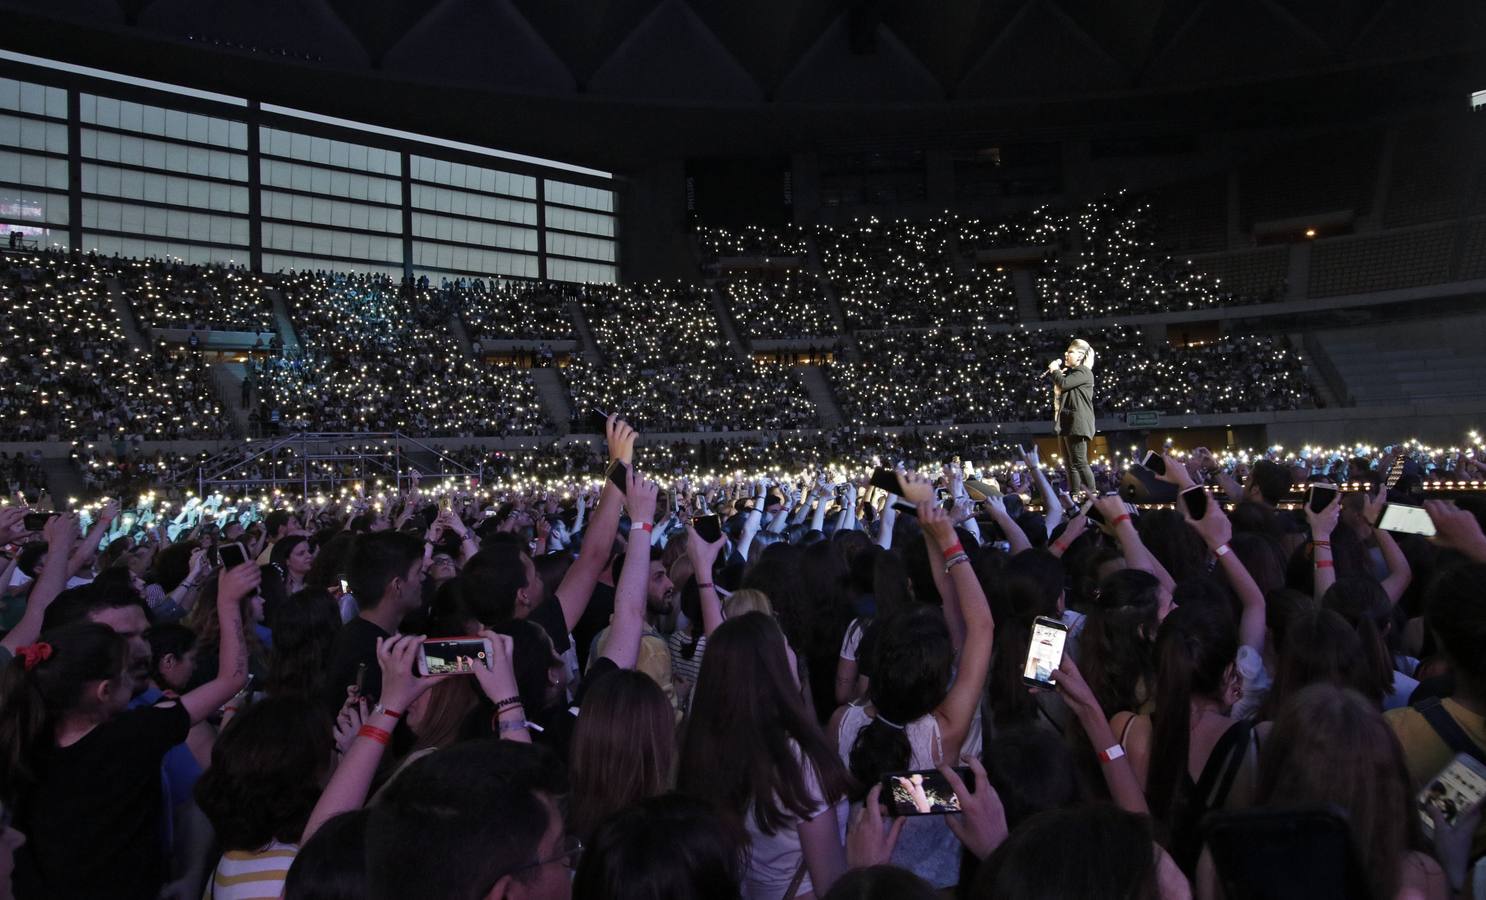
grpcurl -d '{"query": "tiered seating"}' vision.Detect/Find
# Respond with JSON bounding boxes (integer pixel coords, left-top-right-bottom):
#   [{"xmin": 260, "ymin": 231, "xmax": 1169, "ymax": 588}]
[
  {"xmin": 0, "ymin": 252, "xmax": 230, "ymax": 440},
  {"xmin": 1308, "ymin": 225, "xmax": 1454, "ymax": 297},
  {"xmin": 116, "ymin": 257, "xmax": 275, "ymax": 332},
  {"xmin": 567, "ymin": 282, "xmax": 817, "ymax": 432},
  {"xmin": 447, "ymin": 278, "xmax": 576, "ymax": 343},
  {"xmin": 718, "ymin": 269, "xmax": 838, "ymax": 340},
  {"xmin": 697, "ymin": 224, "xmax": 810, "ymax": 263},
  {"xmin": 828, "ymin": 327, "xmax": 1313, "ymax": 427},
  {"xmin": 254, "ymin": 271, "xmax": 549, "ymax": 436}
]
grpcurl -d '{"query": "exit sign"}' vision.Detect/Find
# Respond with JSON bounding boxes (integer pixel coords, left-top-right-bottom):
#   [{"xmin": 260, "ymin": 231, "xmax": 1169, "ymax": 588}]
[{"xmin": 1126, "ymin": 411, "xmax": 1160, "ymax": 427}]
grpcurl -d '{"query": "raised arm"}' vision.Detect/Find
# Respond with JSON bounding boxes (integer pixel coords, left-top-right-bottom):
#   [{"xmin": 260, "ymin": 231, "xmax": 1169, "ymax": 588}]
[
  {"xmin": 1053, "ymin": 655, "xmax": 1149, "ymax": 815},
  {"xmin": 1019, "ymin": 445, "xmax": 1063, "ymax": 531},
  {"xmin": 1425, "ymin": 500, "xmax": 1486, "ymax": 563},
  {"xmin": 1305, "ymin": 492, "xmax": 1341, "ymax": 602},
  {"xmin": 1093, "ymin": 493, "xmax": 1176, "ymax": 595},
  {"xmin": 180, "ymin": 561, "xmax": 257, "ymax": 723},
  {"xmin": 303, "ymin": 634, "xmax": 440, "ymax": 842},
  {"xmin": 1, "ymin": 513, "xmax": 80, "ymax": 654},
  {"xmin": 874, "ymin": 495, "xmax": 897, "ymax": 550},
  {"xmin": 1357, "ymin": 486, "xmax": 1411, "ymax": 604},
  {"xmin": 1181, "ymin": 488, "xmax": 1265, "ymax": 653},
  {"xmin": 684, "ymin": 525, "xmax": 727, "ymax": 637},
  {"xmin": 553, "ymin": 415, "xmax": 635, "ymax": 632},
  {"xmin": 984, "ymin": 494, "xmax": 1031, "ymax": 555},
  {"xmin": 923, "ymin": 502, "xmax": 994, "ymax": 755},
  {"xmin": 601, "ymin": 470, "xmax": 658, "ymax": 670}
]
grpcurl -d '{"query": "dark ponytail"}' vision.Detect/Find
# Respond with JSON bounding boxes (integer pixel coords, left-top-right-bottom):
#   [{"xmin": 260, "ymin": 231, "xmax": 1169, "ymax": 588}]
[
  {"xmin": 987, "ymin": 551, "xmax": 1064, "ymax": 729},
  {"xmin": 1145, "ymin": 602, "xmax": 1237, "ymax": 823},
  {"xmin": 1321, "ymin": 578, "xmax": 1396, "ymax": 703},
  {"xmin": 848, "ymin": 607, "xmax": 951, "ymax": 799},
  {"xmin": 0, "ymin": 623, "xmax": 127, "ymax": 805},
  {"xmin": 1078, "ymin": 569, "xmax": 1161, "ymax": 717}
]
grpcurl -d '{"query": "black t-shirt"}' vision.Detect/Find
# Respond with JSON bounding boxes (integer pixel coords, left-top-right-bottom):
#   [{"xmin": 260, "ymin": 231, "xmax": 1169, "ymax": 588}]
[
  {"xmin": 324, "ymin": 616, "xmax": 391, "ymax": 711},
  {"xmin": 528, "ymin": 595, "xmax": 571, "ymax": 655},
  {"xmin": 15, "ymin": 703, "xmax": 190, "ymax": 900},
  {"xmin": 571, "ymin": 583, "xmax": 613, "ymax": 672}
]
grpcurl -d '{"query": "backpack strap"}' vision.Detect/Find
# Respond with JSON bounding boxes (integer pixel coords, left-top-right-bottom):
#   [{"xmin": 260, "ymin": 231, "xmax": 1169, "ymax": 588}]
[{"xmin": 1415, "ymin": 698, "xmax": 1486, "ymax": 766}]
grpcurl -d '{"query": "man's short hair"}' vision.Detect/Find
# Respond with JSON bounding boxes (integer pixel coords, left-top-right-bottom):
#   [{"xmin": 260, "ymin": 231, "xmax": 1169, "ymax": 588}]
[
  {"xmin": 42, "ymin": 581, "xmax": 153, "ymax": 632},
  {"xmin": 366, "ymin": 740, "xmax": 568, "ymax": 900},
  {"xmin": 1247, "ymin": 460, "xmax": 1292, "ymax": 506},
  {"xmin": 346, "ymin": 532, "xmax": 422, "ymax": 610},
  {"xmin": 265, "ymin": 509, "xmax": 292, "ymax": 538}
]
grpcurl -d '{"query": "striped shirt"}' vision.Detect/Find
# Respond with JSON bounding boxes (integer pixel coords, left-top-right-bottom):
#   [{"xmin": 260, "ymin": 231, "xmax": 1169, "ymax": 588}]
[{"xmin": 205, "ymin": 842, "xmax": 298, "ymax": 900}]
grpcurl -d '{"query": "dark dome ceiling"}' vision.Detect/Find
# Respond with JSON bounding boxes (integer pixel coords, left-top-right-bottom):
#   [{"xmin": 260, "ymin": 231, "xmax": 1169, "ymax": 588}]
[{"xmin": 2, "ymin": 0, "xmax": 1483, "ymax": 170}]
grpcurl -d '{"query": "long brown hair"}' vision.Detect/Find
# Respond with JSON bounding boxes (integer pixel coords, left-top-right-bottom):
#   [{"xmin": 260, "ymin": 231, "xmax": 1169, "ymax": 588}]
[
  {"xmin": 677, "ymin": 612, "xmax": 849, "ymax": 839},
  {"xmin": 1146, "ymin": 601, "xmax": 1237, "ymax": 822},
  {"xmin": 568, "ymin": 669, "xmax": 677, "ymax": 842},
  {"xmin": 1256, "ymin": 684, "xmax": 1418, "ymax": 900}
]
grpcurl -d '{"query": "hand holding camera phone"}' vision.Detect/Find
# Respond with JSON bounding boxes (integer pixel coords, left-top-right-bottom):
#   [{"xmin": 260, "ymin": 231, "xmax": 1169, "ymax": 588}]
[
  {"xmin": 880, "ymin": 767, "xmax": 974, "ymax": 816},
  {"xmin": 1306, "ymin": 483, "xmax": 1339, "ymax": 515},
  {"xmin": 1376, "ymin": 502, "xmax": 1437, "ymax": 537},
  {"xmin": 1418, "ymin": 752, "xmax": 1486, "ymax": 838},
  {"xmin": 1021, "ymin": 616, "xmax": 1069, "ymax": 688},
  {"xmin": 217, "ymin": 541, "xmax": 249, "ymax": 570},
  {"xmin": 416, "ymin": 637, "xmax": 494, "ymax": 676}
]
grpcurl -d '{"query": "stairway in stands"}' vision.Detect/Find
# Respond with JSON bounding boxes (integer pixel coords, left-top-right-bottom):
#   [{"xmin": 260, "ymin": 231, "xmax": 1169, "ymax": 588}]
[
  {"xmin": 268, "ymin": 289, "xmax": 301, "ymax": 352},
  {"xmin": 1315, "ymin": 313, "xmax": 1486, "ymax": 406},
  {"xmin": 530, "ymin": 368, "xmax": 573, "ymax": 435},
  {"xmin": 798, "ymin": 365, "xmax": 844, "ymax": 428},
  {"xmin": 1012, "ymin": 270, "xmax": 1040, "ymax": 322},
  {"xmin": 708, "ymin": 286, "xmax": 750, "ymax": 360},
  {"xmin": 105, "ymin": 277, "xmax": 149, "ymax": 350},
  {"xmin": 211, "ymin": 362, "xmax": 252, "ymax": 437}
]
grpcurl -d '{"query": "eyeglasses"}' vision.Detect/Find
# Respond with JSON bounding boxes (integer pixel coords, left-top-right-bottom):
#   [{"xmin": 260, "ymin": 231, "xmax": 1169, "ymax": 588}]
[{"xmin": 507, "ymin": 834, "xmax": 584, "ymax": 877}]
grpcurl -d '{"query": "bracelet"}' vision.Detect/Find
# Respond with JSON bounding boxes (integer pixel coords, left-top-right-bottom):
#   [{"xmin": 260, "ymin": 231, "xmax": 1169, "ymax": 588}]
[
  {"xmin": 497, "ymin": 718, "xmax": 532, "ymax": 735},
  {"xmin": 1311, "ymin": 539, "xmax": 1332, "ymax": 548},
  {"xmin": 940, "ymin": 542, "xmax": 965, "ymax": 560},
  {"xmin": 697, "ymin": 582, "xmax": 714, "ymax": 591},
  {"xmin": 1111, "ymin": 514, "xmax": 1131, "ymax": 527},
  {"xmin": 357, "ymin": 725, "xmax": 391, "ymax": 745},
  {"xmin": 943, "ymin": 553, "xmax": 969, "ymax": 574},
  {"xmin": 633, "ymin": 521, "xmax": 654, "ymax": 533},
  {"xmin": 1098, "ymin": 744, "xmax": 1126, "ymax": 764},
  {"xmin": 1314, "ymin": 560, "xmax": 1335, "ymax": 569},
  {"xmin": 1213, "ymin": 543, "xmax": 1232, "ymax": 558},
  {"xmin": 494, "ymin": 695, "xmax": 524, "ymax": 712},
  {"xmin": 372, "ymin": 704, "xmax": 403, "ymax": 720},
  {"xmin": 1051, "ymin": 540, "xmax": 1068, "ymax": 554}
]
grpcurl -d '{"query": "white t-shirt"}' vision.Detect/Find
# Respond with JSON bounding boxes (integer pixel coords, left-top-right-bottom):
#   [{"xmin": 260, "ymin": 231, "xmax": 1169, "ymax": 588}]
[
  {"xmin": 839, "ymin": 618, "xmax": 867, "ymax": 662},
  {"xmin": 743, "ymin": 743, "xmax": 845, "ymax": 900}
]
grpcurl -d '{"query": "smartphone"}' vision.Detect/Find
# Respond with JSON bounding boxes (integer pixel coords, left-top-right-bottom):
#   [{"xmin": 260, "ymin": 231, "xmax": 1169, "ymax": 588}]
[
  {"xmin": 1078, "ymin": 498, "xmax": 1105, "ymax": 526},
  {"xmin": 22, "ymin": 511, "xmax": 58, "ymax": 532},
  {"xmin": 417, "ymin": 637, "xmax": 493, "ymax": 676},
  {"xmin": 1418, "ymin": 752, "xmax": 1486, "ymax": 838},
  {"xmin": 869, "ymin": 467, "xmax": 902, "ymax": 496},
  {"xmin": 1204, "ymin": 807, "xmax": 1371, "ymax": 900},
  {"xmin": 1180, "ymin": 485, "xmax": 1209, "ymax": 520},
  {"xmin": 1306, "ymin": 483, "xmax": 1339, "ymax": 514},
  {"xmin": 353, "ymin": 662, "xmax": 367, "ymax": 696},
  {"xmin": 1377, "ymin": 503, "xmax": 1436, "ymax": 537},
  {"xmin": 606, "ymin": 459, "xmax": 629, "ymax": 495},
  {"xmin": 339, "ymin": 577, "xmax": 351, "ymax": 595},
  {"xmin": 217, "ymin": 541, "xmax": 248, "ymax": 570},
  {"xmin": 881, "ymin": 767, "xmax": 973, "ymax": 817},
  {"xmin": 1021, "ymin": 616, "xmax": 1069, "ymax": 688},
  {"xmin": 693, "ymin": 514, "xmax": 722, "ymax": 543},
  {"xmin": 1141, "ymin": 450, "xmax": 1166, "ymax": 476}
]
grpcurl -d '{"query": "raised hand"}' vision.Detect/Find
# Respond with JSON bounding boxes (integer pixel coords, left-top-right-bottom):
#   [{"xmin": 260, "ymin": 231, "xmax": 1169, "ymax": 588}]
[
  {"xmin": 218, "ymin": 561, "xmax": 261, "ymax": 604},
  {"xmin": 1305, "ymin": 489, "xmax": 1341, "ymax": 541},
  {"xmin": 626, "ymin": 468, "xmax": 659, "ymax": 524},
  {"xmin": 1179, "ymin": 487, "xmax": 1231, "ymax": 550},
  {"xmin": 376, "ymin": 634, "xmax": 440, "ymax": 712},
  {"xmin": 917, "ymin": 501, "xmax": 957, "ymax": 550},
  {"xmin": 846, "ymin": 783, "xmax": 907, "ymax": 869},
  {"xmin": 1425, "ymin": 500, "xmax": 1486, "ymax": 560},
  {"xmin": 606, "ymin": 414, "xmax": 638, "ymax": 465},
  {"xmin": 940, "ymin": 757, "xmax": 1008, "ymax": 860},
  {"xmin": 1153, "ymin": 453, "xmax": 1196, "ymax": 489}
]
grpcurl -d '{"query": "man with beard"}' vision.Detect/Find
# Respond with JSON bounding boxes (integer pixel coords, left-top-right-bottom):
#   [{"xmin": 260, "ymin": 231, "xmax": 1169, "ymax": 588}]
[{"xmin": 590, "ymin": 544, "xmax": 680, "ymax": 714}]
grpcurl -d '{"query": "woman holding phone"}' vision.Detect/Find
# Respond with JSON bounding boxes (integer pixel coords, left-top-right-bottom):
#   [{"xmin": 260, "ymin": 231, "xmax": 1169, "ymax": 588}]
[{"xmin": 1048, "ymin": 338, "xmax": 1097, "ymax": 498}]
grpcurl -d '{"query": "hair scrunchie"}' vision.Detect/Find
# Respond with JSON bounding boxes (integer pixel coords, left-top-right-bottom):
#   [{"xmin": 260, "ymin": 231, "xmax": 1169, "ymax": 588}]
[{"xmin": 18, "ymin": 642, "xmax": 53, "ymax": 671}]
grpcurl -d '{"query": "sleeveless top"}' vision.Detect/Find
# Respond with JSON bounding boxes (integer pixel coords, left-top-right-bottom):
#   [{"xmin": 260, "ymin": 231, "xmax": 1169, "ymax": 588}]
[{"xmin": 837, "ymin": 704, "xmax": 985, "ymax": 889}]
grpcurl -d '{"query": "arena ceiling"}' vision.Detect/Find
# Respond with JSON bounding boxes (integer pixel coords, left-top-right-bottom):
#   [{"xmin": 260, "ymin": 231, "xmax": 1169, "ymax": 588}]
[{"xmin": 1, "ymin": 0, "xmax": 1483, "ymax": 170}]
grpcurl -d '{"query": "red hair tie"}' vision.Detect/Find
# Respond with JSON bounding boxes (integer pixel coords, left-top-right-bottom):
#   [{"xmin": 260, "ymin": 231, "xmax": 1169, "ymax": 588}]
[{"xmin": 18, "ymin": 642, "xmax": 52, "ymax": 671}]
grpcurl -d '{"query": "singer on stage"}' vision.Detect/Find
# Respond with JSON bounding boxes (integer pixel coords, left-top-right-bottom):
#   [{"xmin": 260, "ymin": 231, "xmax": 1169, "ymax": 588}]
[{"xmin": 1048, "ymin": 338, "xmax": 1096, "ymax": 497}]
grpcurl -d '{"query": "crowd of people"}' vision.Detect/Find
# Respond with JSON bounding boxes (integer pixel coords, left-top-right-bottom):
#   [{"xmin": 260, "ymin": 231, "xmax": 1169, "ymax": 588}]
[
  {"xmin": 567, "ymin": 283, "xmax": 819, "ymax": 433},
  {"xmin": 698, "ymin": 224, "xmax": 812, "ymax": 264},
  {"xmin": 248, "ymin": 271, "xmax": 550, "ymax": 437},
  {"xmin": 0, "ymin": 415, "xmax": 1483, "ymax": 900},
  {"xmin": 717, "ymin": 270, "xmax": 839, "ymax": 340},
  {"xmin": 828, "ymin": 327, "xmax": 1314, "ymax": 427},
  {"xmin": 0, "ymin": 254, "xmax": 232, "ymax": 442},
  {"xmin": 115, "ymin": 257, "xmax": 276, "ymax": 334},
  {"xmin": 450, "ymin": 277, "xmax": 576, "ymax": 344}
]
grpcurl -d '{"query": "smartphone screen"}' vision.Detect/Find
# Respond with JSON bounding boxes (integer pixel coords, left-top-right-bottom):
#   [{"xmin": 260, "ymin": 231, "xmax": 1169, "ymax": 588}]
[
  {"xmin": 882, "ymin": 767, "xmax": 972, "ymax": 817},
  {"xmin": 217, "ymin": 542, "xmax": 248, "ymax": 569},
  {"xmin": 693, "ymin": 514, "xmax": 722, "ymax": 543},
  {"xmin": 1079, "ymin": 498, "xmax": 1105, "ymax": 525},
  {"xmin": 1418, "ymin": 753, "xmax": 1486, "ymax": 836},
  {"xmin": 1180, "ymin": 485, "xmax": 1209, "ymax": 520},
  {"xmin": 1022, "ymin": 616, "xmax": 1068, "ymax": 687},
  {"xmin": 418, "ymin": 638, "xmax": 491, "ymax": 675},
  {"xmin": 1142, "ymin": 450, "xmax": 1166, "ymax": 475},
  {"xmin": 1377, "ymin": 503, "xmax": 1436, "ymax": 537},
  {"xmin": 1307, "ymin": 483, "xmax": 1338, "ymax": 514}
]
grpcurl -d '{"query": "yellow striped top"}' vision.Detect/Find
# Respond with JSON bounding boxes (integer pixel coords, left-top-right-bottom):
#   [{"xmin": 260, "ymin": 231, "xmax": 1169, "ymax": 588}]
[{"xmin": 204, "ymin": 842, "xmax": 299, "ymax": 900}]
